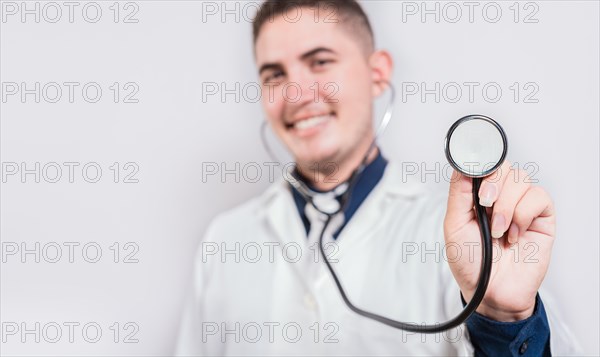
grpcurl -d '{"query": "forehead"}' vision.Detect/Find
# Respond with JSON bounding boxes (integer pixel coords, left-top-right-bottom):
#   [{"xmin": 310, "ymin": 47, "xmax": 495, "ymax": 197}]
[{"xmin": 254, "ymin": 11, "xmax": 358, "ymax": 65}]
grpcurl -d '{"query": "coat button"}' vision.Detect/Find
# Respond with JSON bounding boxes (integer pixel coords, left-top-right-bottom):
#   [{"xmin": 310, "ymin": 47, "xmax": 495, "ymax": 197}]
[
  {"xmin": 304, "ymin": 294, "xmax": 317, "ymax": 310},
  {"xmin": 519, "ymin": 339, "xmax": 529, "ymax": 354}
]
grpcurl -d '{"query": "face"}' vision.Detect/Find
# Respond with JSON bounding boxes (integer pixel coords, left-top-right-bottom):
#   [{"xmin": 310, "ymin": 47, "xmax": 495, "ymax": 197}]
[{"xmin": 255, "ymin": 9, "xmax": 386, "ymax": 170}]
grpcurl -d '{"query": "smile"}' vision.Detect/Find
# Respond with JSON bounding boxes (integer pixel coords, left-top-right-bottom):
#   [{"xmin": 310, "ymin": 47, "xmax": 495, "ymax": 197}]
[
  {"xmin": 286, "ymin": 112, "xmax": 335, "ymax": 135},
  {"xmin": 294, "ymin": 114, "xmax": 332, "ymax": 129}
]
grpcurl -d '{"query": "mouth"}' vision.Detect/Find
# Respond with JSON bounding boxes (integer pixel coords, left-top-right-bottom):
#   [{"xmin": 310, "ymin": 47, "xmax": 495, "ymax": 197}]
[{"xmin": 286, "ymin": 112, "xmax": 336, "ymax": 134}]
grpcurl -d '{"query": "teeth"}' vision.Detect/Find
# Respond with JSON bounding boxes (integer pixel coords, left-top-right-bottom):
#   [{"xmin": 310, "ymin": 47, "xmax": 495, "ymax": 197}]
[{"xmin": 294, "ymin": 115, "xmax": 331, "ymax": 130}]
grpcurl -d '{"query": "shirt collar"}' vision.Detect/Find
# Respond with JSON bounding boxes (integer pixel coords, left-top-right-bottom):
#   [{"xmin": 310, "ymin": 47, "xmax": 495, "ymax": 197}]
[{"xmin": 290, "ymin": 150, "xmax": 388, "ymax": 238}]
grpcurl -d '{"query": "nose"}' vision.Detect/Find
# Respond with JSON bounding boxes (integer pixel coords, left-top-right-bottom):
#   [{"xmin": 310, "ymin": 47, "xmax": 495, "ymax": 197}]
[{"xmin": 285, "ymin": 67, "xmax": 319, "ymax": 106}]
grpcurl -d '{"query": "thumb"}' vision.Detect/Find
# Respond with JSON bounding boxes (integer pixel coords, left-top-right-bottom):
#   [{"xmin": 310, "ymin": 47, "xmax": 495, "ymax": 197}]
[{"xmin": 445, "ymin": 170, "xmax": 475, "ymax": 235}]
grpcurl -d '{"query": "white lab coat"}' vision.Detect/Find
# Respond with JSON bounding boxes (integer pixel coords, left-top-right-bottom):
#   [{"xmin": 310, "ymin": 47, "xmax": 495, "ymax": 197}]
[{"xmin": 176, "ymin": 161, "xmax": 580, "ymax": 356}]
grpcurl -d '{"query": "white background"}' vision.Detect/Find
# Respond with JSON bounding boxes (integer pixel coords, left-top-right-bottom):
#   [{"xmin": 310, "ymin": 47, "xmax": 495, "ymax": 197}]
[{"xmin": 1, "ymin": 0, "xmax": 598, "ymax": 355}]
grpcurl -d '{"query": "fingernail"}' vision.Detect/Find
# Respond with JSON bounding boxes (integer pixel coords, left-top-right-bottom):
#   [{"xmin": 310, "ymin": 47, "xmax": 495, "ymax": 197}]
[
  {"xmin": 491, "ymin": 213, "xmax": 506, "ymax": 239},
  {"xmin": 508, "ymin": 223, "xmax": 519, "ymax": 244},
  {"xmin": 479, "ymin": 183, "xmax": 497, "ymax": 207}
]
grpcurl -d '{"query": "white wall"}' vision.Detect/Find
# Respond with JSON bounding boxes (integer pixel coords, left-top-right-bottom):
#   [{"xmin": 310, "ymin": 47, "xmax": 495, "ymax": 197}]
[{"xmin": 1, "ymin": 1, "xmax": 598, "ymax": 355}]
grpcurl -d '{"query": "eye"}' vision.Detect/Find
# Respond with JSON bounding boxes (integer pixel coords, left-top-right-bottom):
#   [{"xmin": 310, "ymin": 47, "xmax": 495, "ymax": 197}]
[
  {"xmin": 263, "ymin": 70, "xmax": 284, "ymax": 84},
  {"xmin": 312, "ymin": 59, "xmax": 333, "ymax": 68}
]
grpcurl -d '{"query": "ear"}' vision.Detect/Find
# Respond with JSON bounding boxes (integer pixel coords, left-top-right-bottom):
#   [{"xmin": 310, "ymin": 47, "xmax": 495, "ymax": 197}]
[{"xmin": 368, "ymin": 50, "xmax": 394, "ymax": 97}]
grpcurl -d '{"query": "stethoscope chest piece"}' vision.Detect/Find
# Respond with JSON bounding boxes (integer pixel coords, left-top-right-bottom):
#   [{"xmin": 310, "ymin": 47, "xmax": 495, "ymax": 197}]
[{"xmin": 445, "ymin": 114, "xmax": 508, "ymax": 178}]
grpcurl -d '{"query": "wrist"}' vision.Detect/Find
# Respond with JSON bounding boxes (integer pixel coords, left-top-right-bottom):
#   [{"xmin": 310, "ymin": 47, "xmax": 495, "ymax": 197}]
[
  {"xmin": 476, "ymin": 301, "xmax": 535, "ymax": 322},
  {"xmin": 460, "ymin": 290, "xmax": 537, "ymax": 322}
]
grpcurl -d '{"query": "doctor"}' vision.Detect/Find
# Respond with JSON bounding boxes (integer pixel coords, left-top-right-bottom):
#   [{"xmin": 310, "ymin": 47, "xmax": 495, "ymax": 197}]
[{"xmin": 176, "ymin": 0, "xmax": 579, "ymax": 355}]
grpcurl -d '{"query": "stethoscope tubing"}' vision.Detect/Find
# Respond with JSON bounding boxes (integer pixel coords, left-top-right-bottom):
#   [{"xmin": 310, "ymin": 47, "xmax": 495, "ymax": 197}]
[{"xmin": 317, "ymin": 177, "xmax": 493, "ymax": 333}]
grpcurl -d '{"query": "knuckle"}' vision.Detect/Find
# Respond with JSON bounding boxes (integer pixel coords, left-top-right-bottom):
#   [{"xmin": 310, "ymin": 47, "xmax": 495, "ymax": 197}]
[
  {"xmin": 529, "ymin": 185, "xmax": 544, "ymax": 196},
  {"xmin": 517, "ymin": 169, "xmax": 532, "ymax": 186},
  {"xmin": 512, "ymin": 204, "xmax": 530, "ymax": 225}
]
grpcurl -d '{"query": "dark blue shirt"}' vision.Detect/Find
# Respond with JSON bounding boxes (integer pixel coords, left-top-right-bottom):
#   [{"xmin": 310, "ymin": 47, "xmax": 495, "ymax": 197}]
[
  {"xmin": 289, "ymin": 150, "xmax": 552, "ymax": 355},
  {"xmin": 462, "ymin": 293, "xmax": 551, "ymax": 356}
]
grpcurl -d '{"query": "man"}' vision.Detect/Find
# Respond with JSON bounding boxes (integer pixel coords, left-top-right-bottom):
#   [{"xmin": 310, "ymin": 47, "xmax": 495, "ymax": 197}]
[{"xmin": 176, "ymin": 0, "xmax": 578, "ymax": 355}]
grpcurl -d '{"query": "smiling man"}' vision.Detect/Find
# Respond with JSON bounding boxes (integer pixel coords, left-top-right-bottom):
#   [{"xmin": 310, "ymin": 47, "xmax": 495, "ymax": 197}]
[
  {"xmin": 176, "ymin": 1, "xmax": 578, "ymax": 355},
  {"xmin": 253, "ymin": 1, "xmax": 385, "ymax": 191}
]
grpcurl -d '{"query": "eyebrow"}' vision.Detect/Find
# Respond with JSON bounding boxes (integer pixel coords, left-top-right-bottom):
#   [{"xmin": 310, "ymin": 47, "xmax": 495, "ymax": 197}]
[{"xmin": 258, "ymin": 47, "xmax": 337, "ymax": 76}]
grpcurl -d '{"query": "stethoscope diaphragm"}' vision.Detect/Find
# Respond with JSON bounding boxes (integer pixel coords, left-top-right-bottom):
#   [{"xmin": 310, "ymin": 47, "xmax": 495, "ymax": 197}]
[{"xmin": 445, "ymin": 114, "xmax": 508, "ymax": 178}]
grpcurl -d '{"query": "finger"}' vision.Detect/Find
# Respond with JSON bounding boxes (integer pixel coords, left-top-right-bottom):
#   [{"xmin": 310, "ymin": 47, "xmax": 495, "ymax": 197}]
[
  {"xmin": 509, "ymin": 186, "xmax": 555, "ymax": 244},
  {"xmin": 446, "ymin": 169, "xmax": 476, "ymax": 233},
  {"xmin": 478, "ymin": 161, "xmax": 512, "ymax": 208},
  {"xmin": 490, "ymin": 168, "xmax": 531, "ymax": 239}
]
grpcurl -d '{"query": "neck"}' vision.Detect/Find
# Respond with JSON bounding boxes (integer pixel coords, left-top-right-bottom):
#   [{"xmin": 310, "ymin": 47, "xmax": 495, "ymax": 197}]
[{"xmin": 296, "ymin": 142, "xmax": 379, "ymax": 192}]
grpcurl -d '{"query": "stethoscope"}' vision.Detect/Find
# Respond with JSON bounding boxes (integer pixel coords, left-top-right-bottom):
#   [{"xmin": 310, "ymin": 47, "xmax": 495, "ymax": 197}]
[{"xmin": 261, "ymin": 80, "xmax": 508, "ymax": 333}]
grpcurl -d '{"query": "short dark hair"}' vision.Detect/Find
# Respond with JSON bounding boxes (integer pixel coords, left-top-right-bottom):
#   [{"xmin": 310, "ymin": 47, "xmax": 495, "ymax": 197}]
[{"xmin": 252, "ymin": 0, "xmax": 374, "ymax": 54}]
